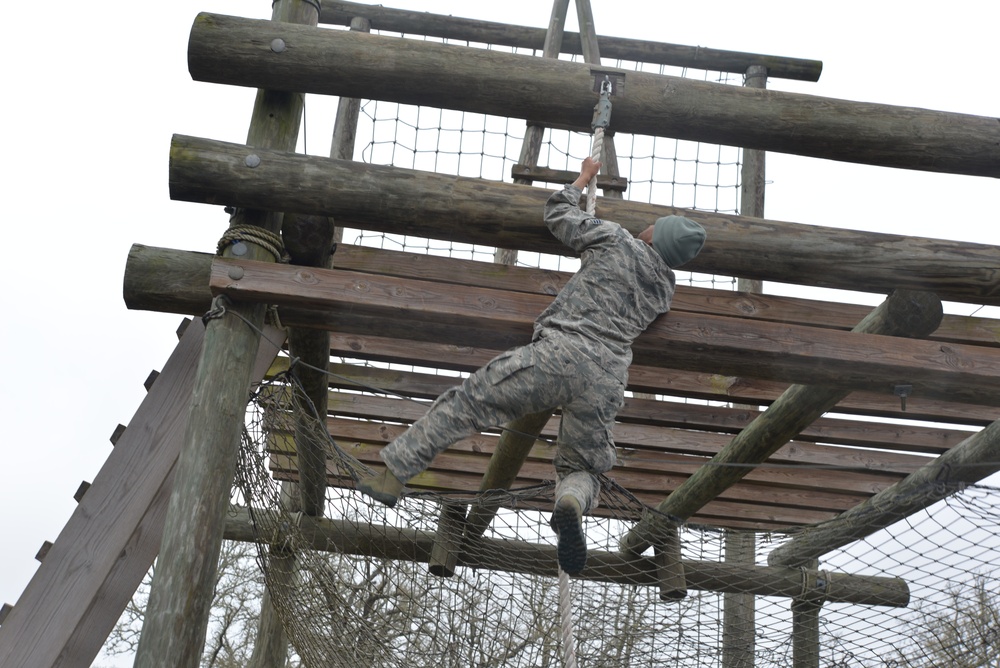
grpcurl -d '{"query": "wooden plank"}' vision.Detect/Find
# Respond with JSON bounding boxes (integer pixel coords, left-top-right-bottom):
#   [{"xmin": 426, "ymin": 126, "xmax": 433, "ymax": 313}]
[
  {"xmin": 318, "ymin": 1, "xmax": 823, "ymax": 81},
  {"xmin": 187, "ymin": 15, "xmax": 997, "ymax": 176},
  {"xmin": 269, "ymin": 358, "xmax": 971, "ymax": 454},
  {"xmin": 0, "ymin": 321, "xmax": 283, "ymax": 668},
  {"xmin": 510, "ymin": 164, "xmax": 628, "ymax": 191},
  {"xmin": 314, "ymin": 390, "xmax": 932, "ymax": 474},
  {"xmin": 167, "ymin": 135, "xmax": 1000, "ymax": 303},
  {"xmin": 330, "ymin": 245, "xmax": 1000, "ymax": 348},
  {"xmin": 315, "ymin": 413, "xmax": 909, "ymax": 498},
  {"xmin": 321, "ymin": 331, "xmax": 1000, "ymax": 426},
  {"xmin": 125, "ymin": 244, "xmax": 1000, "ymax": 423},
  {"xmin": 126, "ymin": 243, "xmax": 1000, "ymax": 348},
  {"xmin": 206, "ymin": 256, "xmax": 1000, "ymax": 407},
  {"xmin": 268, "ymin": 419, "xmax": 893, "ymax": 524}
]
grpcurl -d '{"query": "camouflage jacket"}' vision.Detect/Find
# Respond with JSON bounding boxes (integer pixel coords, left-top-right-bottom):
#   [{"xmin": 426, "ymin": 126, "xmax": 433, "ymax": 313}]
[{"xmin": 534, "ymin": 184, "xmax": 677, "ymax": 379}]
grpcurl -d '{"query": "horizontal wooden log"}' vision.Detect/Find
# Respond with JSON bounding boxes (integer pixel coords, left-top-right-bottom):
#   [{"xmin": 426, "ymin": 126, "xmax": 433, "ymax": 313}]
[
  {"xmin": 202, "ymin": 254, "xmax": 1000, "ymax": 407},
  {"xmin": 319, "ymin": 1, "xmax": 823, "ymax": 81},
  {"xmin": 123, "ymin": 244, "xmax": 1000, "ymax": 408},
  {"xmin": 222, "ymin": 506, "xmax": 908, "ymax": 606},
  {"xmin": 511, "ymin": 164, "xmax": 628, "ymax": 191},
  {"xmin": 188, "ymin": 14, "xmax": 999, "ymax": 176},
  {"xmin": 124, "ymin": 243, "xmax": 999, "ymax": 424},
  {"xmin": 168, "ymin": 135, "xmax": 1000, "ymax": 305}
]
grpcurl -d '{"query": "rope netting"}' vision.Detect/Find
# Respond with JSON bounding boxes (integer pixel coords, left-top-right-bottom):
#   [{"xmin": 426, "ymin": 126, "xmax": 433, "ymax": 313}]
[
  {"xmin": 207, "ymin": 23, "xmax": 1000, "ymax": 668},
  {"xmin": 234, "ymin": 369, "xmax": 1000, "ymax": 667}
]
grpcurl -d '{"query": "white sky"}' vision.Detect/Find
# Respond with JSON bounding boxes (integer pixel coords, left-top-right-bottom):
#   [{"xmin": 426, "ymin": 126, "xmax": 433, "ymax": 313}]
[{"xmin": 1, "ymin": 0, "xmax": 998, "ymax": 664}]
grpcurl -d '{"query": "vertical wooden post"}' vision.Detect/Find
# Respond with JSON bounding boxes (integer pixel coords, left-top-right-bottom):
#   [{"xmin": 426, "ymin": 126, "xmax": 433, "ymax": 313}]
[
  {"xmin": 791, "ymin": 560, "xmax": 822, "ymax": 668},
  {"xmin": 252, "ymin": 14, "xmax": 373, "ymax": 658},
  {"xmin": 653, "ymin": 527, "xmax": 686, "ymax": 600},
  {"xmin": 133, "ymin": 3, "xmax": 318, "ymax": 667},
  {"xmin": 495, "ymin": 0, "xmax": 569, "ymax": 266},
  {"xmin": 722, "ymin": 531, "xmax": 756, "ymax": 668},
  {"xmin": 247, "ymin": 482, "xmax": 300, "ymax": 668},
  {"xmin": 737, "ymin": 64, "xmax": 767, "ymax": 294},
  {"xmin": 721, "ymin": 62, "xmax": 768, "ymax": 667}
]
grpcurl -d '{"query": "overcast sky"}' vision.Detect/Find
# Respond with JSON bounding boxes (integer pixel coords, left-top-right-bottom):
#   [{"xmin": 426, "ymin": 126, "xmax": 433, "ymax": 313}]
[{"xmin": 2, "ymin": 1, "xmax": 997, "ymax": 664}]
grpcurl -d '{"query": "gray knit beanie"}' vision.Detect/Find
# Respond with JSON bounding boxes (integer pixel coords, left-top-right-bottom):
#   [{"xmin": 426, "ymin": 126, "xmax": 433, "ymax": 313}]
[{"xmin": 651, "ymin": 215, "xmax": 707, "ymax": 268}]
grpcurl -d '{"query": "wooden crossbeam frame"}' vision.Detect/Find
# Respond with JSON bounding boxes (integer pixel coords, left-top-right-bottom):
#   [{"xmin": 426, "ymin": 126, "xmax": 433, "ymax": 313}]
[{"xmin": 187, "ymin": 13, "xmax": 1000, "ymax": 176}]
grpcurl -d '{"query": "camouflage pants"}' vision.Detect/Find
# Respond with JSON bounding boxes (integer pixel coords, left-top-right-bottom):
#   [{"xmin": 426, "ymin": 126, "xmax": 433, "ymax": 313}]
[{"xmin": 380, "ymin": 334, "xmax": 625, "ymax": 513}]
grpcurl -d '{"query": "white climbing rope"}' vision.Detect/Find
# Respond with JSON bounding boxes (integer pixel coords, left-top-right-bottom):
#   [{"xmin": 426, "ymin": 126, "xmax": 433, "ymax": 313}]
[
  {"xmin": 558, "ymin": 568, "xmax": 578, "ymax": 668},
  {"xmin": 585, "ymin": 125, "xmax": 604, "ymax": 216},
  {"xmin": 556, "ymin": 115, "xmax": 608, "ymax": 668}
]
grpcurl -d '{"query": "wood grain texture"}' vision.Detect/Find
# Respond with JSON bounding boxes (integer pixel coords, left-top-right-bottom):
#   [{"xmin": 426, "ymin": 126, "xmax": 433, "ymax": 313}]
[
  {"xmin": 168, "ymin": 135, "xmax": 1000, "ymax": 303},
  {"xmin": 318, "ymin": 1, "xmax": 823, "ymax": 81},
  {"xmin": 222, "ymin": 507, "xmax": 910, "ymax": 608},
  {"xmin": 206, "ymin": 256, "xmax": 1000, "ymax": 407},
  {"xmin": 187, "ymin": 14, "xmax": 997, "ymax": 175}
]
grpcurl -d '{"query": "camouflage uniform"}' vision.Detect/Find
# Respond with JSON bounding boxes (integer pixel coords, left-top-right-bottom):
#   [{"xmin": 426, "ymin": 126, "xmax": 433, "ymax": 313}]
[{"xmin": 380, "ymin": 183, "xmax": 677, "ymax": 512}]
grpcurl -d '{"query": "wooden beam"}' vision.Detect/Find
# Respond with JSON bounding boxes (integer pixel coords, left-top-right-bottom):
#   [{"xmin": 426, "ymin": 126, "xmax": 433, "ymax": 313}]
[
  {"xmin": 315, "ymin": 390, "xmax": 931, "ymax": 477},
  {"xmin": 272, "ymin": 420, "xmax": 898, "ymax": 528},
  {"xmin": 510, "ymin": 164, "xmax": 628, "ymax": 191},
  {"xmin": 122, "ymin": 247, "xmax": 1000, "ymax": 409},
  {"xmin": 125, "ymin": 243, "xmax": 1000, "ymax": 349},
  {"xmin": 0, "ymin": 321, "xmax": 282, "ymax": 668},
  {"xmin": 221, "ymin": 507, "xmax": 909, "ymax": 607},
  {"xmin": 299, "ymin": 361, "xmax": 972, "ymax": 455},
  {"xmin": 318, "ymin": 1, "xmax": 823, "ymax": 81},
  {"xmin": 187, "ymin": 14, "xmax": 998, "ymax": 176},
  {"xmin": 619, "ymin": 290, "xmax": 943, "ymax": 555},
  {"xmin": 167, "ymin": 135, "xmax": 1000, "ymax": 304},
  {"xmin": 322, "ymin": 330, "xmax": 1000, "ymax": 427},
  {"xmin": 200, "ymin": 255, "xmax": 1000, "ymax": 408},
  {"xmin": 767, "ymin": 415, "xmax": 1000, "ymax": 568},
  {"xmin": 134, "ymin": 3, "xmax": 317, "ymax": 667},
  {"xmin": 124, "ymin": 245, "xmax": 1000, "ymax": 424}
]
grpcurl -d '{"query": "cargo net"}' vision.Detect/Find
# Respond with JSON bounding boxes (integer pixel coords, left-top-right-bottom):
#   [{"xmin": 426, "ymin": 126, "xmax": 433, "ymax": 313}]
[{"xmin": 233, "ymin": 369, "xmax": 1000, "ymax": 668}]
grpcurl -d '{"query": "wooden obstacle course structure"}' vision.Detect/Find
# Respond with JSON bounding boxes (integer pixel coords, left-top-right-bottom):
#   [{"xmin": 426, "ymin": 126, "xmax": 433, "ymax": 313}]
[{"xmin": 1, "ymin": 2, "xmax": 998, "ymax": 667}]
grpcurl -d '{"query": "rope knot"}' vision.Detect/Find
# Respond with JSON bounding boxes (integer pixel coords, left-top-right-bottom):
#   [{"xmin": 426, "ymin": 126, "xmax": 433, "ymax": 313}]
[{"xmin": 217, "ymin": 224, "xmax": 290, "ymax": 264}]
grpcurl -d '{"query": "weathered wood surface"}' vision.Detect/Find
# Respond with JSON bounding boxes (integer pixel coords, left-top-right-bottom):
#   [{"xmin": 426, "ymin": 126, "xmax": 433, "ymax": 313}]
[
  {"xmin": 511, "ymin": 164, "xmax": 628, "ymax": 191},
  {"xmin": 620, "ymin": 290, "xmax": 943, "ymax": 554},
  {"xmin": 324, "ymin": 331, "xmax": 1000, "ymax": 427},
  {"xmin": 0, "ymin": 321, "xmax": 282, "ymax": 668},
  {"xmin": 127, "ymin": 243, "xmax": 1000, "ymax": 414},
  {"xmin": 768, "ymin": 415, "xmax": 1000, "ymax": 567},
  {"xmin": 311, "ymin": 391, "xmax": 932, "ymax": 476},
  {"xmin": 282, "ymin": 213, "xmax": 337, "ymax": 518},
  {"xmin": 125, "ymin": 243, "xmax": 1000, "ymax": 348},
  {"xmin": 318, "ymin": 1, "xmax": 823, "ymax": 81},
  {"xmin": 316, "ymin": 405, "xmax": 912, "ymax": 494},
  {"xmin": 222, "ymin": 506, "xmax": 908, "ymax": 607},
  {"xmin": 269, "ymin": 359, "xmax": 971, "ymax": 455},
  {"xmin": 271, "ymin": 421, "xmax": 872, "ymax": 528},
  {"xmin": 135, "ymin": 4, "xmax": 316, "ymax": 668},
  {"xmin": 203, "ymin": 255, "xmax": 1000, "ymax": 407},
  {"xmin": 188, "ymin": 14, "xmax": 999, "ymax": 176},
  {"xmin": 168, "ymin": 135, "xmax": 1000, "ymax": 303}
]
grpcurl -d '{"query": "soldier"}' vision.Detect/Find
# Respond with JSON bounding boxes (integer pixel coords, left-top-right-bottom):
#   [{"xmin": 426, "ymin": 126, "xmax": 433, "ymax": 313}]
[{"xmin": 359, "ymin": 157, "xmax": 706, "ymax": 574}]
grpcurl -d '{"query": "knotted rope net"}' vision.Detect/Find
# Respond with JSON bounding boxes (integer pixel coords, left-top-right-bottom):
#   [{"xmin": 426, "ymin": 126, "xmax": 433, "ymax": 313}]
[{"xmin": 231, "ymin": 368, "xmax": 1000, "ymax": 668}]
